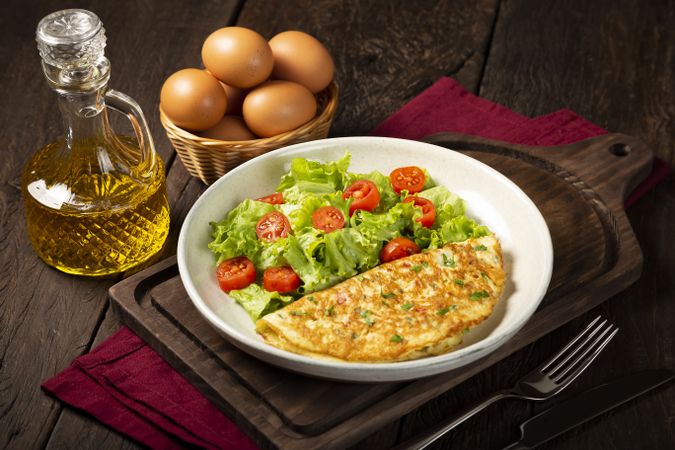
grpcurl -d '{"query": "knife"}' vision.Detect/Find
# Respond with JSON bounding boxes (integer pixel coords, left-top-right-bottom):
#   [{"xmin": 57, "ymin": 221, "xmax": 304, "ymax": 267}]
[{"xmin": 502, "ymin": 368, "xmax": 674, "ymax": 449}]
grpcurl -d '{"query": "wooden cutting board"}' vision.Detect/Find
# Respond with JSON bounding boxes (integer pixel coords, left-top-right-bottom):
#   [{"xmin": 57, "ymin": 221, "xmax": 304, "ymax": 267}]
[{"xmin": 109, "ymin": 132, "xmax": 653, "ymax": 450}]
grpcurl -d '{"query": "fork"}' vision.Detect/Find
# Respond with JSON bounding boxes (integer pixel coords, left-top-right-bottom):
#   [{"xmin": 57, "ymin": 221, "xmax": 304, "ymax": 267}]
[{"xmin": 394, "ymin": 316, "xmax": 619, "ymax": 450}]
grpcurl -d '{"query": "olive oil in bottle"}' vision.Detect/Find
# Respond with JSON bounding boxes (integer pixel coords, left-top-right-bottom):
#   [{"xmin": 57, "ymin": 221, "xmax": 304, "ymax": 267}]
[{"xmin": 23, "ymin": 9, "xmax": 170, "ymax": 276}]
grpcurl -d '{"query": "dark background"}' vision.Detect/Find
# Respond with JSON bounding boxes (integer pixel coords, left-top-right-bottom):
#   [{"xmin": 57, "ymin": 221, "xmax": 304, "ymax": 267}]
[{"xmin": 0, "ymin": 0, "xmax": 673, "ymax": 449}]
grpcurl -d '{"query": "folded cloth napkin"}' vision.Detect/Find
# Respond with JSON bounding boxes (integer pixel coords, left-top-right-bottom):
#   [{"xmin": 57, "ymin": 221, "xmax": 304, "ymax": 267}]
[
  {"xmin": 42, "ymin": 327, "xmax": 258, "ymax": 450},
  {"xmin": 42, "ymin": 77, "xmax": 670, "ymax": 449}
]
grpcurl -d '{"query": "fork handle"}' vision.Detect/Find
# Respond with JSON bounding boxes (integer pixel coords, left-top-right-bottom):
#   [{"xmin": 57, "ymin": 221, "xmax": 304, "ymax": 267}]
[{"xmin": 392, "ymin": 389, "xmax": 513, "ymax": 450}]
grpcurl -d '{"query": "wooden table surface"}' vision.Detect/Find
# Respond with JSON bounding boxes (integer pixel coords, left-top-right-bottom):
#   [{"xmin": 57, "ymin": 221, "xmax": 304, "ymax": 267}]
[{"xmin": 1, "ymin": 1, "xmax": 673, "ymax": 449}]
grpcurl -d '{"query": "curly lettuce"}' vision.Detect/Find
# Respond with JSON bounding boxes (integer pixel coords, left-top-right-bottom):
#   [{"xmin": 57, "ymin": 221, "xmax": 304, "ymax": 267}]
[{"xmin": 209, "ymin": 153, "xmax": 490, "ymax": 320}]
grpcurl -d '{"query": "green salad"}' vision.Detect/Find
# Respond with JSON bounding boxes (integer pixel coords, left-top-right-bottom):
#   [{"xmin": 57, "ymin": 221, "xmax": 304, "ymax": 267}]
[{"xmin": 209, "ymin": 153, "xmax": 489, "ymax": 320}]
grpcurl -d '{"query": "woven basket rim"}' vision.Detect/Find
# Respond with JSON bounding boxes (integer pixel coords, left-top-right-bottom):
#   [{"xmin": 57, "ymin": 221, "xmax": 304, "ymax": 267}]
[{"xmin": 159, "ymin": 81, "xmax": 338, "ymax": 149}]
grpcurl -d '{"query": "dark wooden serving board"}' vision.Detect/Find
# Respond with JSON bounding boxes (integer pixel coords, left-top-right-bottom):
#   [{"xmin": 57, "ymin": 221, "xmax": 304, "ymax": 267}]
[{"xmin": 109, "ymin": 132, "xmax": 653, "ymax": 450}]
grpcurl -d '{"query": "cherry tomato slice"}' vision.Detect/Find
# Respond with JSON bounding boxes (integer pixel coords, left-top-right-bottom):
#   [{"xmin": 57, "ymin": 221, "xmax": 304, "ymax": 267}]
[
  {"xmin": 311, "ymin": 206, "xmax": 345, "ymax": 233},
  {"xmin": 256, "ymin": 211, "xmax": 291, "ymax": 242},
  {"xmin": 380, "ymin": 237, "xmax": 420, "ymax": 263},
  {"xmin": 216, "ymin": 256, "xmax": 256, "ymax": 292},
  {"xmin": 263, "ymin": 266, "xmax": 302, "ymax": 293},
  {"xmin": 390, "ymin": 166, "xmax": 426, "ymax": 194},
  {"xmin": 342, "ymin": 179, "xmax": 381, "ymax": 216},
  {"xmin": 256, "ymin": 192, "xmax": 284, "ymax": 205},
  {"xmin": 403, "ymin": 196, "xmax": 436, "ymax": 228}
]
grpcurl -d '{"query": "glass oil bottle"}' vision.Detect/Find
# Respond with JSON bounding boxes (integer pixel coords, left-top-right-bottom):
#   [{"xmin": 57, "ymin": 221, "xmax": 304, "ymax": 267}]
[{"xmin": 23, "ymin": 9, "xmax": 170, "ymax": 276}]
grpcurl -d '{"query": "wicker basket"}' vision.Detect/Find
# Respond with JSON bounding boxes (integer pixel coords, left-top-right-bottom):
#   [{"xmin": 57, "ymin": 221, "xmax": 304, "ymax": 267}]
[{"xmin": 160, "ymin": 81, "xmax": 339, "ymax": 185}]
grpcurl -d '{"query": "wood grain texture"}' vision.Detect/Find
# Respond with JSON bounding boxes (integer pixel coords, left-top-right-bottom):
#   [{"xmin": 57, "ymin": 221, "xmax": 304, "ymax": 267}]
[
  {"xmin": 156, "ymin": 0, "xmax": 503, "ymax": 272},
  {"xmin": 417, "ymin": 0, "xmax": 675, "ymax": 449},
  {"xmin": 0, "ymin": 1, "xmax": 241, "ymax": 449},
  {"xmin": 148, "ymin": 3, "xmax": 503, "ymax": 445},
  {"xmin": 0, "ymin": 1, "xmax": 119, "ymax": 437},
  {"xmin": 46, "ymin": 309, "xmax": 142, "ymax": 450},
  {"xmin": 209, "ymin": 4, "xmax": 499, "ymax": 445},
  {"xmin": 150, "ymin": 276, "xmax": 404, "ymax": 436},
  {"xmin": 236, "ymin": 0, "xmax": 499, "ymax": 136},
  {"xmin": 1, "ymin": 0, "xmax": 673, "ymax": 448},
  {"xmin": 527, "ymin": 181, "xmax": 675, "ymax": 450},
  {"xmin": 108, "ymin": 133, "xmax": 653, "ymax": 450},
  {"xmin": 479, "ymin": 0, "xmax": 674, "ymax": 162}
]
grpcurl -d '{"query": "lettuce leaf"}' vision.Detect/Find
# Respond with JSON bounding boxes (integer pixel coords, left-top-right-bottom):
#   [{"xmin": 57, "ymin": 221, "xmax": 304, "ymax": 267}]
[
  {"xmin": 277, "ymin": 152, "xmax": 352, "ymax": 203},
  {"xmin": 208, "ymin": 199, "xmax": 275, "ymax": 264},
  {"xmin": 418, "ymin": 186, "xmax": 465, "ymax": 222},
  {"xmin": 228, "ymin": 284, "xmax": 294, "ymax": 320},
  {"xmin": 283, "ymin": 233, "xmax": 342, "ymax": 292},
  {"xmin": 414, "ymin": 185, "xmax": 489, "ymax": 247},
  {"xmin": 439, "ymin": 215, "xmax": 490, "ymax": 243},
  {"xmin": 209, "ymin": 154, "xmax": 491, "ymax": 320},
  {"xmin": 254, "ymin": 237, "xmax": 291, "ymax": 270},
  {"xmin": 282, "ymin": 228, "xmax": 379, "ymax": 293},
  {"xmin": 352, "ymin": 201, "xmax": 416, "ymax": 242}
]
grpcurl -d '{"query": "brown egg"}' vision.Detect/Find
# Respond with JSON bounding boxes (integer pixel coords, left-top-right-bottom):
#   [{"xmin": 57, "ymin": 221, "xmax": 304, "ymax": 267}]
[
  {"xmin": 204, "ymin": 69, "xmax": 248, "ymax": 115},
  {"xmin": 160, "ymin": 68, "xmax": 227, "ymax": 131},
  {"xmin": 269, "ymin": 31, "xmax": 334, "ymax": 93},
  {"xmin": 220, "ymin": 82, "xmax": 247, "ymax": 115},
  {"xmin": 198, "ymin": 115, "xmax": 258, "ymax": 141},
  {"xmin": 243, "ymin": 81, "xmax": 317, "ymax": 138},
  {"xmin": 202, "ymin": 27, "xmax": 274, "ymax": 89}
]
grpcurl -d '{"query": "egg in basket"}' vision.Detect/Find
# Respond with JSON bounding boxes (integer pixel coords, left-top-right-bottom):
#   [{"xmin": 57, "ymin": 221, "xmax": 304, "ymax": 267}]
[{"xmin": 160, "ymin": 27, "xmax": 338, "ymax": 184}]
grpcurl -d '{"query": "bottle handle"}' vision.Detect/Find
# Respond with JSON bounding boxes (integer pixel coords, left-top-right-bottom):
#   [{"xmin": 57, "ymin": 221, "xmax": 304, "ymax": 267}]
[{"xmin": 104, "ymin": 89, "xmax": 156, "ymax": 172}]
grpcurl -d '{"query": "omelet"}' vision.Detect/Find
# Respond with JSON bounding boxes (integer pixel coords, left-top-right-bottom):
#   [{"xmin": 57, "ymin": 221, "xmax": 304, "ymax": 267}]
[{"xmin": 255, "ymin": 235, "xmax": 505, "ymax": 362}]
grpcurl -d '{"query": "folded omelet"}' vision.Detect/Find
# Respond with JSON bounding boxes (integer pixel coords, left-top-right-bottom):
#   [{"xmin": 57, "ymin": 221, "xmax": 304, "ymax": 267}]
[{"xmin": 256, "ymin": 235, "xmax": 505, "ymax": 362}]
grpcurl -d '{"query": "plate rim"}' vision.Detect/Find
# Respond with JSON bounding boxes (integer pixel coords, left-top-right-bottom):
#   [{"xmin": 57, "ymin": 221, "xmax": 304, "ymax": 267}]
[{"xmin": 177, "ymin": 136, "xmax": 553, "ymax": 382}]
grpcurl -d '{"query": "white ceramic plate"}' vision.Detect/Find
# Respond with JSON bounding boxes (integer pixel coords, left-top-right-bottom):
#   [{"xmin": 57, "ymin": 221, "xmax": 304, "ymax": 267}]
[{"xmin": 177, "ymin": 137, "xmax": 553, "ymax": 382}]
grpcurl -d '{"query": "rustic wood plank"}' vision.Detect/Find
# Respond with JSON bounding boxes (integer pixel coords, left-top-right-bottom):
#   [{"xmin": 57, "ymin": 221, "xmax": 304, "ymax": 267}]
[
  {"xmin": 397, "ymin": 343, "xmax": 543, "ymax": 449},
  {"xmin": 398, "ymin": 0, "xmax": 675, "ymax": 448},
  {"xmin": 160, "ymin": 0, "xmax": 504, "ymax": 254},
  {"xmin": 532, "ymin": 181, "xmax": 675, "ymax": 450},
  {"xmin": 31, "ymin": 0, "xmax": 240, "ymax": 448},
  {"xmin": 150, "ymin": 275, "xmax": 404, "ymax": 436},
  {"xmin": 146, "ymin": 4, "xmax": 505, "ymax": 445},
  {"xmin": 0, "ymin": 2, "xmax": 120, "ymax": 446},
  {"xmin": 478, "ymin": 0, "xmax": 674, "ymax": 162},
  {"xmin": 236, "ymin": 0, "xmax": 500, "ymax": 137},
  {"xmin": 160, "ymin": 2, "xmax": 502, "ymax": 448},
  {"xmin": 108, "ymin": 133, "xmax": 653, "ymax": 450},
  {"xmin": 3, "ymin": 0, "xmax": 669, "ymax": 448},
  {"xmin": 46, "ymin": 308, "xmax": 142, "ymax": 450}
]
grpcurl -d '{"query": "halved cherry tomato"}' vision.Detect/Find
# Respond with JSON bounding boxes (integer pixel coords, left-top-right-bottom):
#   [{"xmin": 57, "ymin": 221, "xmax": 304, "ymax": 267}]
[
  {"xmin": 390, "ymin": 166, "xmax": 426, "ymax": 194},
  {"xmin": 403, "ymin": 196, "xmax": 436, "ymax": 228},
  {"xmin": 342, "ymin": 179, "xmax": 380, "ymax": 216},
  {"xmin": 216, "ymin": 256, "xmax": 256, "ymax": 292},
  {"xmin": 256, "ymin": 211, "xmax": 291, "ymax": 242},
  {"xmin": 380, "ymin": 237, "xmax": 420, "ymax": 263},
  {"xmin": 264, "ymin": 266, "xmax": 301, "ymax": 293},
  {"xmin": 256, "ymin": 192, "xmax": 284, "ymax": 205},
  {"xmin": 312, "ymin": 206, "xmax": 345, "ymax": 233}
]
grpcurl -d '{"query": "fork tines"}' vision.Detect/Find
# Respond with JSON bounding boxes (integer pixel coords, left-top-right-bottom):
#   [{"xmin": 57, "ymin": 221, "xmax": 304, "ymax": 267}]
[{"xmin": 540, "ymin": 316, "xmax": 619, "ymax": 384}]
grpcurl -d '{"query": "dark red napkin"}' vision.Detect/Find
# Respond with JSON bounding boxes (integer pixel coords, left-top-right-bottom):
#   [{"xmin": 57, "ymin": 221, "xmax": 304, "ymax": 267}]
[
  {"xmin": 42, "ymin": 327, "xmax": 258, "ymax": 450},
  {"xmin": 370, "ymin": 77, "xmax": 670, "ymax": 207},
  {"xmin": 42, "ymin": 77, "xmax": 670, "ymax": 449}
]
